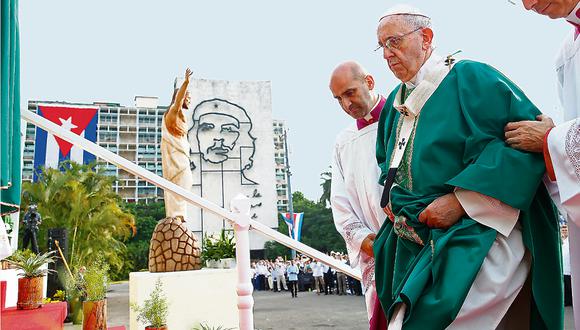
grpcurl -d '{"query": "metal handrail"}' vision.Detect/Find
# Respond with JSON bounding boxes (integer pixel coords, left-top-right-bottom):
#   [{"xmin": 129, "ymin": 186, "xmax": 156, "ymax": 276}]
[{"xmin": 21, "ymin": 109, "xmax": 361, "ymax": 279}]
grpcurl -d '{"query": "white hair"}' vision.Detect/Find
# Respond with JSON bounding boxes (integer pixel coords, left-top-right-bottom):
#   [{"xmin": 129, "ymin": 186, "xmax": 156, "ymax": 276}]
[
  {"xmin": 378, "ymin": 13, "xmax": 435, "ymax": 49},
  {"xmin": 399, "ymin": 14, "xmax": 431, "ymax": 30}
]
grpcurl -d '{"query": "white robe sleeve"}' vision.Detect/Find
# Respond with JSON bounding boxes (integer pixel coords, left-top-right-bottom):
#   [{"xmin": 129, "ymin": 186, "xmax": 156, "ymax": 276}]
[
  {"xmin": 330, "ymin": 144, "xmax": 373, "ymax": 269},
  {"xmin": 547, "ymin": 119, "xmax": 580, "ymax": 224},
  {"xmin": 454, "ymin": 188, "xmax": 520, "ymax": 237}
]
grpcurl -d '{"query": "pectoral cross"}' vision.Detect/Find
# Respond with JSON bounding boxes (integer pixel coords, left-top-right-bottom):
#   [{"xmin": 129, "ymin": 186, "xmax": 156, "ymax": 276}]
[
  {"xmin": 398, "ymin": 138, "xmax": 406, "ymax": 150},
  {"xmin": 399, "ymin": 108, "xmax": 409, "ymax": 117}
]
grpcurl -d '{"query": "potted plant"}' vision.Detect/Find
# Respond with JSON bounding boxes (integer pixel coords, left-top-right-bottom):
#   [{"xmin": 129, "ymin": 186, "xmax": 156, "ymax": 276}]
[
  {"xmin": 78, "ymin": 258, "xmax": 109, "ymax": 330},
  {"xmin": 131, "ymin": 278, "xmax": 169, "ymax": 330},
  {"xmin": 201, "ymin": 234, "xmax": 219, "ymax": 268},
  {"xmin": 6, "ymin": 250, "xmax": 55, "ymax": 310},
  {"xmin": 82, "ymin": 258, "xmax": 109, "ymax": 330},
  {"xmin": 215, "ymin": 230, "xmax": 236, "ymax": 269},
  {"xmin": 64, "ymin": 269, "xmax": 85, "ymax": 325},
  {"xmin": 201, "ymin": 230, "xmax": 236, "ymax": 269}
]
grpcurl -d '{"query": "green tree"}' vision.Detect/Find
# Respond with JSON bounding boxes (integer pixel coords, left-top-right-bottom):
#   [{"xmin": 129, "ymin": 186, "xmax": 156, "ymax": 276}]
[
  {"xmin": 114, "ymin": 202, "xmax": 165, "ymax": 279},
  {"xmin": 21, "ymin": 161, "xmax": 135, "ymax": 277}
]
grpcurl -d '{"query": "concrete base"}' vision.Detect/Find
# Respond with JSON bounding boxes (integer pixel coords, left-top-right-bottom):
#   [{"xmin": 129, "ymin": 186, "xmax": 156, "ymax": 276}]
[
  {"xmin": 0, "ymin": 268, "xmax": 48, "ymax": 308},
  {"xmin": 129, "ymin": 268, "xmax": 238, "ymax": 330}
]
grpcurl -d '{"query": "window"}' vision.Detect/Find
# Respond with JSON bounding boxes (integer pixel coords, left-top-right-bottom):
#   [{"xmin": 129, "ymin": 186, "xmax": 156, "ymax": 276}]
[
  {"xmin": 99, "ymin": 132, "xmax": 116, "ymax": 142},
  {"xmin": 100, "ymin": 114, "xmax": 118, "ymax": 124}
]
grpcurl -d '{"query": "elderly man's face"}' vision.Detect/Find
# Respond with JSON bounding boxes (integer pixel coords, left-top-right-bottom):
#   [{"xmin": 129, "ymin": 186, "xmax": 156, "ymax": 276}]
[
  {"xmin": 197, "ymin": 113, "xmax": 240, "ymax": 163},
  {"xmin": 377, "ymin": 17, "xmax": 431, "ymax": 82},
  {"xmin": 521, "ymin": 0, "xmax": 578, "ymax": 18}
]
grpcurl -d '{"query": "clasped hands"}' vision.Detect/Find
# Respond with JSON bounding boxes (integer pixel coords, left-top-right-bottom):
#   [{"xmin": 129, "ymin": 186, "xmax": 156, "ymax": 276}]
[{"xmin": 383, "ymin": 192, "xmax": 466, "ymax": 229}]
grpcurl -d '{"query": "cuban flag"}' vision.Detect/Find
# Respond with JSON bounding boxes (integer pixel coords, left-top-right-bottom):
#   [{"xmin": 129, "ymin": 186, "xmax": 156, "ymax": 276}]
[
  {"xmin": 281, "ymin": 212, "xmax": 304, "ymax": 242},
  {"xmin": 33, "ymin": 104, "xmax": 99, "ymax": 181}
]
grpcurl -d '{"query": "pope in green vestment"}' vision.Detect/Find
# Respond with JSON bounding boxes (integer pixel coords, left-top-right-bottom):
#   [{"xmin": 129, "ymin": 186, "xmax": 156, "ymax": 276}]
[
  {"xmin": 373, "ymin": 58, "xmax": 563, "ymax": 329},
  {"xmin": 371, "ymin": 7, "xmax": 563, "ymax": 328},
  {"xmin": 374, "ymin": 61, "xmax": 563, "ymax": 329}
]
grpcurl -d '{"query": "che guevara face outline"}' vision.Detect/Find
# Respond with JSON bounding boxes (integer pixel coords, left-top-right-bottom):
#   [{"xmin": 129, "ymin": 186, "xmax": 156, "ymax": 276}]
[{"xmin": 196, "ymin": 112, "xmax": 241, "ymax": 163}]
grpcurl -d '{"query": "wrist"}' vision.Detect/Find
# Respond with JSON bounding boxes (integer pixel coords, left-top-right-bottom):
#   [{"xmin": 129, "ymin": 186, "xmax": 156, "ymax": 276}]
[
  {"xmin": 450, "ymin": 192, "xmax": 466, "ymax": 214},
  {"xmin": 543, "ymin": 127, "xmax": 556, "ymax": 181}
]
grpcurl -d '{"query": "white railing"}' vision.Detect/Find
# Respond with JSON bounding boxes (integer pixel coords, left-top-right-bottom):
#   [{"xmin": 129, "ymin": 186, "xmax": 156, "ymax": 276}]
[{"xmin": 21, "ymin": 110, "xmax": 362, "ymax": 330}]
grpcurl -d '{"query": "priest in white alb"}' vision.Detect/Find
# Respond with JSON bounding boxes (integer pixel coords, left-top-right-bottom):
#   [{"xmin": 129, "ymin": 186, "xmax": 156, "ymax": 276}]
[
  {"xmin": 328, "ymin": 61, "xmax": 387, "ymax": 324},
  {"xmin": 505, "ymin": 0, "xmax": 580, "ymax": 326}
]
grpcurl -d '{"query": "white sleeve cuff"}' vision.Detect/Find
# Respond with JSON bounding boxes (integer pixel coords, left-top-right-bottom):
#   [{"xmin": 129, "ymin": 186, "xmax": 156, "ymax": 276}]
[
  {"xmin": 547, "ymin": 120, "xmax": 580, "ymax": 223},
  {"xmin": 343, "ymin": 225, "xmax": 373, "ymax": 269},
  {"xmin": 454, "ymin": 188, "xmax": 520, "ymax": 237}
]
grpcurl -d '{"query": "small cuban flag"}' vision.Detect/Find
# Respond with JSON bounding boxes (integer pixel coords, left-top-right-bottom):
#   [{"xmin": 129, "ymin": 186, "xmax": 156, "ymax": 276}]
[
  {"xmin": 280, "ymin": 212, "xmax": 304, "ymax": 242},
  {"xmin": 33, "ymin": 104, "xmax": 99, "ymax": 181}
]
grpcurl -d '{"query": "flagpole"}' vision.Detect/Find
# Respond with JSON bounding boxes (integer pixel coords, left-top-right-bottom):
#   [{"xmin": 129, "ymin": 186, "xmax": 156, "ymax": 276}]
[{"xmin": 282, "ymin": 128, "xmax": 296, "ymax": 260}]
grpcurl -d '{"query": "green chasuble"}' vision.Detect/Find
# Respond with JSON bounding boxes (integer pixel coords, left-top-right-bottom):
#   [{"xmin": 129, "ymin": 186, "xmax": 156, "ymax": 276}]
[{"xmin": 373, "ymin": 60, "xmax": 563, "ymax": 329}]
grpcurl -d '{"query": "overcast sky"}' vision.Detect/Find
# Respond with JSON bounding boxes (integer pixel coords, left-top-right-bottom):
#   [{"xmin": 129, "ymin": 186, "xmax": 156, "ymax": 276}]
[{"xmin": 20, "ymin": 1, "xmax": 571, "ymax": 201}]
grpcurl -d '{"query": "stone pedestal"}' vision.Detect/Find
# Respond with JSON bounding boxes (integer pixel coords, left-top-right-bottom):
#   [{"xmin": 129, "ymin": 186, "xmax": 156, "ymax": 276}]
[
  {"xmin": 148, "ymin": 217, "xmax": 202, "ymax": 272},
  {"xmin": 129, "ymin": 269, "xmax": 238, "ymax": 330}
]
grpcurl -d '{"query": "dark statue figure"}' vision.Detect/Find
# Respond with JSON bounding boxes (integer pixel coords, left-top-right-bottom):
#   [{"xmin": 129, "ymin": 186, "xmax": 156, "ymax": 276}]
[{"xmin": 22, "ymin": 204, "xmax": 42, "ymax": 254}]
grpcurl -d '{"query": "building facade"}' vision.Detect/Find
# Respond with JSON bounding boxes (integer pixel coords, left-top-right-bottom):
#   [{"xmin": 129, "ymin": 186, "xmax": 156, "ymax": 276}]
[
  {"xmin": 24, "ymin": 97, "xmax": 167, "ymax": 203},
  {"xmin": 273, "ymin": 120, "xmax": 289, "ymax": 212},
  {"xmin": 24, "ymin": 98, "xmax": 289, "ymax": 209}
]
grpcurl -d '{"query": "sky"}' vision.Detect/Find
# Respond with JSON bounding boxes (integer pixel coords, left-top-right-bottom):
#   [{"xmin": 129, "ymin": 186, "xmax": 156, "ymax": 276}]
[{"xmin": 20, "ymin": 0, "xmax": 571, "ymax": 201}]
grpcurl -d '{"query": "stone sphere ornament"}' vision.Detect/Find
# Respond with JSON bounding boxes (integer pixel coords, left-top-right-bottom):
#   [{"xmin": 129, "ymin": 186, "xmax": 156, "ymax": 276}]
[{"xmin": 148, "ymin": 216, "xmax": 202, "ymax": 272}]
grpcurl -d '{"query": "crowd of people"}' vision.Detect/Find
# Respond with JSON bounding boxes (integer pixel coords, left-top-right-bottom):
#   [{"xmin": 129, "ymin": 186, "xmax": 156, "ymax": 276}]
[{"xmin": 250, "ymin": 252, "xmax": 363, "ymax": 298}]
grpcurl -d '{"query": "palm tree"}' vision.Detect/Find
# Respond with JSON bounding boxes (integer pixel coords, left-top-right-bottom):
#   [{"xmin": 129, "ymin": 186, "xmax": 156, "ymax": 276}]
[
  {"xmin": 21, "ymin": 161, "xmax": 135, "ymax": 273},
  {"xmin": 319, "ymin": 168, "xmax": 332, "ymax": 206}
]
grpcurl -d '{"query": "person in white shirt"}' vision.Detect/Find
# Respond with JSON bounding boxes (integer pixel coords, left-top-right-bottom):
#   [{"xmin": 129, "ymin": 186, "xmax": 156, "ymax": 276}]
[
  {"xmin": 334, "ymin": 253, "xmax": 348, "ymax": 296},
  {"xmin": 267, "ymin": 262, "xmax": 275, "ymax": 291},
  {"xmin": 250, "ymin": 262, "xmax": 258, "ymax": 290},
  {"xmin": 275, "ymin": 261, "xmax": 288, "ymax": 292},
  {"xmin": 329, "ymin": 60, "xmax": 387, "ymax": 320},
  {"xmin": 287, "ymin": 260, "xmax": 300, "ymax": 298},
  {"xmin": 256, "ymin": 261, "xmax": 268, "ymax": 291},
  {"xmin": 311, "ymin": 260, "xmax": 326, "ymax": 295}
]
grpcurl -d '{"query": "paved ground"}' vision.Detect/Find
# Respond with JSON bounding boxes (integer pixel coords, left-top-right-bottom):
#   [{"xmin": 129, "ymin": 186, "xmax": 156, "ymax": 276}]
[
  {"xmin": 254, "ymin": 290, "xmax": 368, "ymax": 330},
  {"xmin": 65, "ymin": 282, "xmax": 575, "ymax": 329}
]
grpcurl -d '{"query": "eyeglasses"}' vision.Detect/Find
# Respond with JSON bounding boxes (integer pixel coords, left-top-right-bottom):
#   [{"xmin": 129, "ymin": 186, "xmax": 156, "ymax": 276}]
[{"xmin": 374, "ymin": 27, "xmax": 423, "ymax": 52}]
